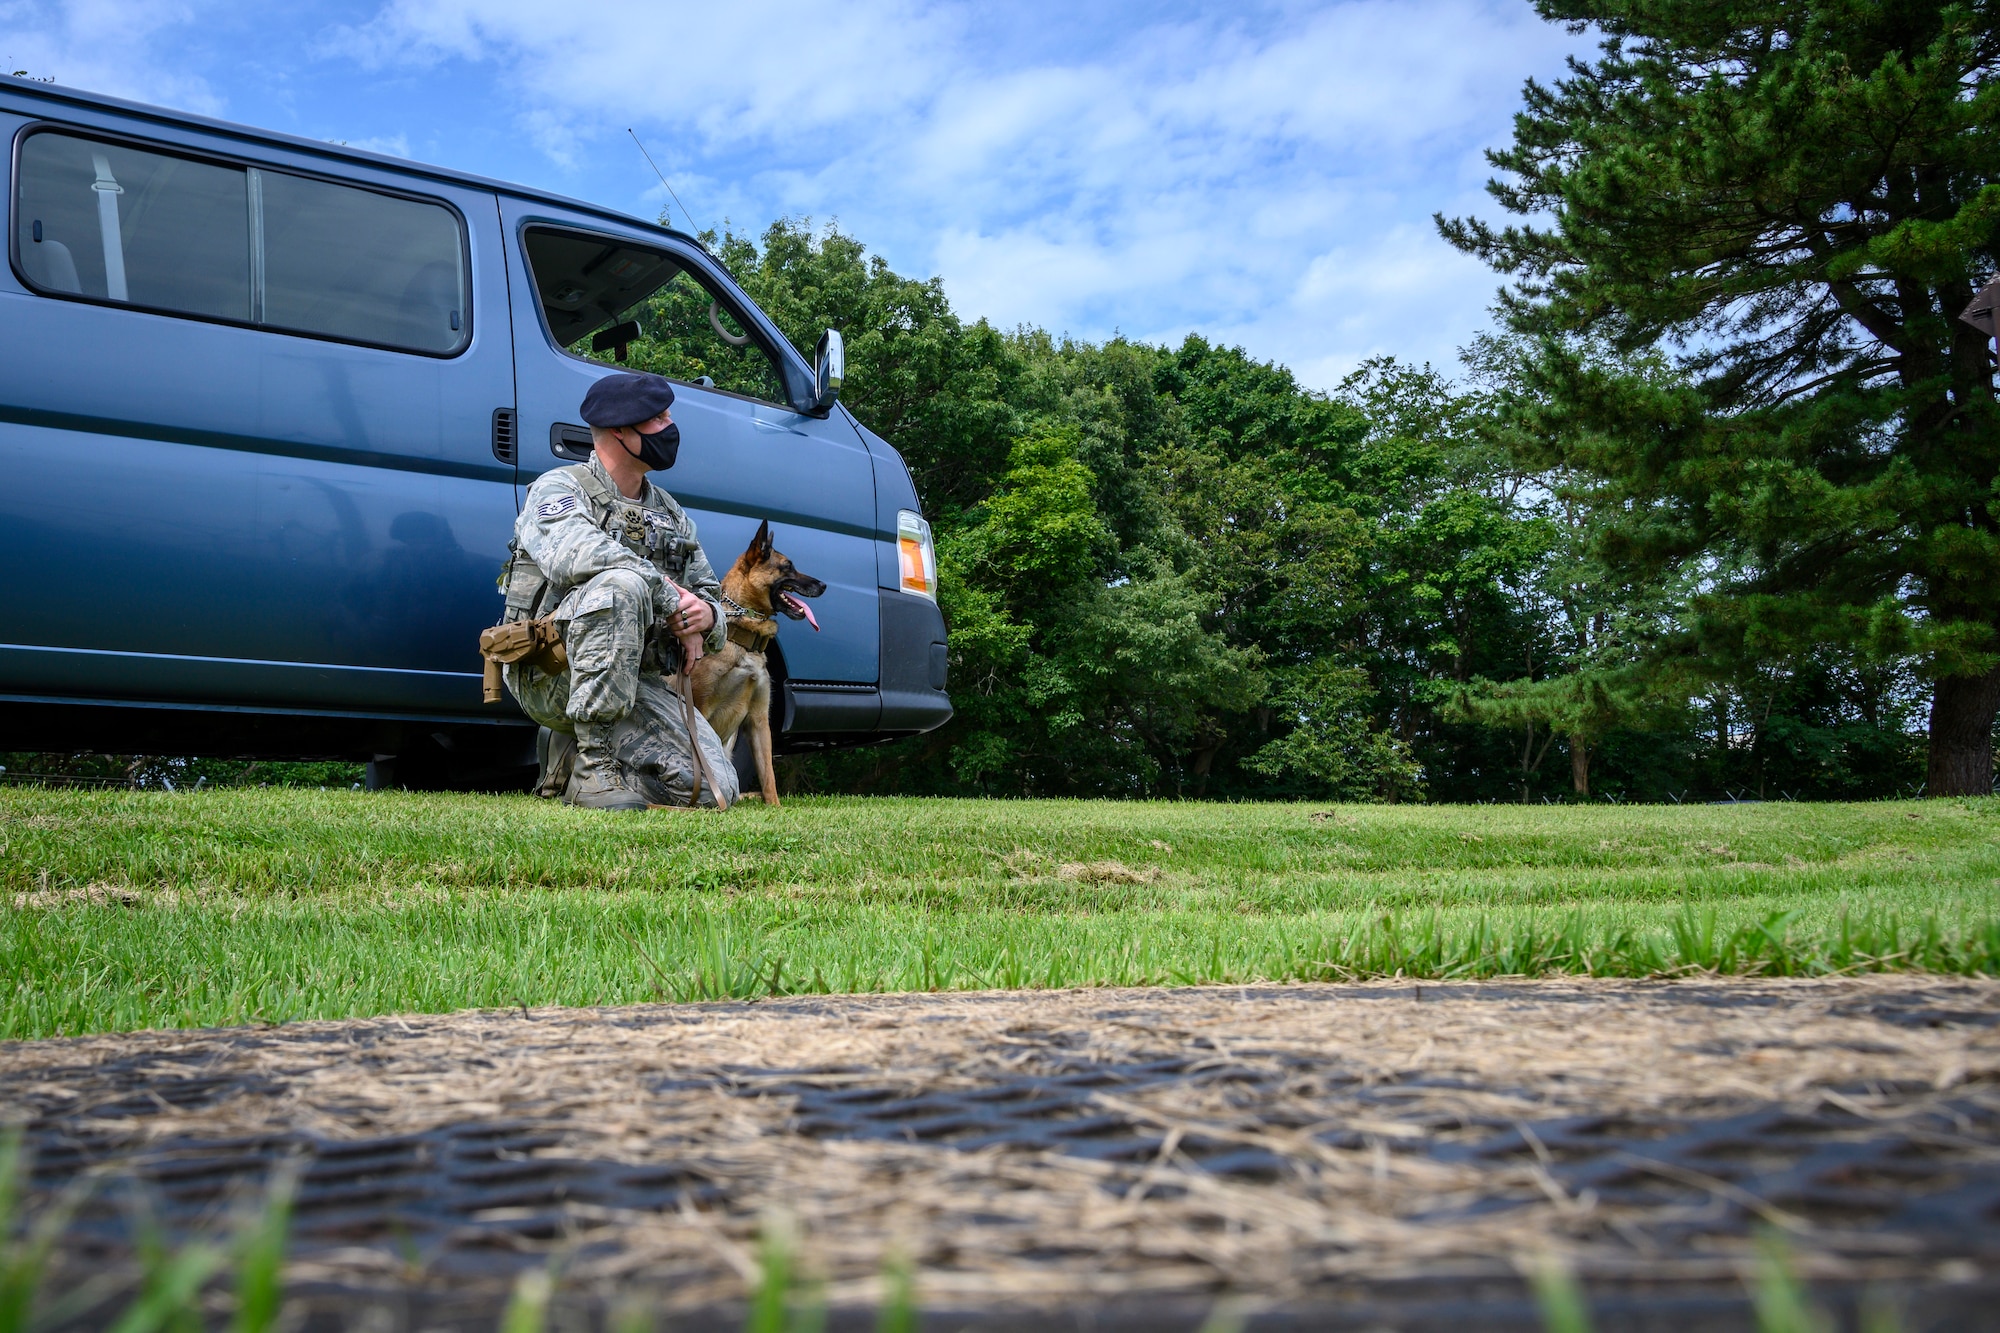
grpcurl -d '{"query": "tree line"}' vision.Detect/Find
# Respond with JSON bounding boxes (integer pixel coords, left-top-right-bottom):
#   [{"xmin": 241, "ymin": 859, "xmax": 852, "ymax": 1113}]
[{"xmin": 665, "ymin": 0, "xmax": 1997, "ymax": 802}]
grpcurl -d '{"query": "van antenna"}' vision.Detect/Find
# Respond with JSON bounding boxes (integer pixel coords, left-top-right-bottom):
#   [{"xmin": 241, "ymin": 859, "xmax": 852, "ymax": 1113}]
[{"xmin": 628, "ymin": 129, "xmax": 698, "ymax": 234}]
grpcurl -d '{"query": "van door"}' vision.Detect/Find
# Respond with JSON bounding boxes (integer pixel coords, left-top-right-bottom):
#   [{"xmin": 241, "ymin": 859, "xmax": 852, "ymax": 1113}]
[
  {"xmin": 0, "ymin": 121, "xmax": 514, "ymax": 716},
  {"xmin": 497, "ymin": 206, "xmax": 879, "ymax": 697}
]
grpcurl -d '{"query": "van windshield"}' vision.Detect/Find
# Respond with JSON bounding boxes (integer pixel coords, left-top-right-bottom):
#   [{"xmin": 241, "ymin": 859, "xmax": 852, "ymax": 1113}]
[{"xmin": 523, "ymin": 228, "xmax": 789, "ymax": 407}]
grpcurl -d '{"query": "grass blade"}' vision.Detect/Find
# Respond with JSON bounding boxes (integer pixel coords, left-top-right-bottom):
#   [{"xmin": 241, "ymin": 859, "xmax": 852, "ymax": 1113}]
[
  {"xmin": 1749, "ymin": 1230, "xmax": 1824, "ymax": 1333},
  {"xmin": 746, "ymin": 1213, "xmax": 793, "ymax": 1333},
  {"xmin": 1526, "ymin": 1252, "xmax": 1592, "ymax": 1333},
  {"xmin": 230, "ymin": 1159, "xmax": 299, "ymax": 1333},
  {"xmin": 874, "ymin": 1252, "xmax": 915, "ymax": 1333},
  {"xmin": 498, "ymin": 1267, "xmax": 553, "ymax": 1333},
  {"xmin": 103, "ymin": 1242, "xmax": 226, "ymax": 1333}
]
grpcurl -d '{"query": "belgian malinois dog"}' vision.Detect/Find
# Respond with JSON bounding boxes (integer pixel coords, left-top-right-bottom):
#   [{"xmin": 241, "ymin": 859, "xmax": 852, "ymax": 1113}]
[{"xmin": 690, "ymin": 521, "xmax": 826, "ymax": 806}]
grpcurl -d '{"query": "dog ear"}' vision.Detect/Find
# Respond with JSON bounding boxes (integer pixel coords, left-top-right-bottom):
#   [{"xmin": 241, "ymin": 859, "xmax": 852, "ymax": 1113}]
[{"xmin": 753, "ymin": 520, "xmax": 772, "ymax": 561}]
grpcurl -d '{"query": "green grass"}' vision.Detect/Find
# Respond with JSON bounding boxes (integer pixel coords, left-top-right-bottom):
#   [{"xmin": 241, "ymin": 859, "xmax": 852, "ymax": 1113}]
[{"xmin": 4, "ymin": 790, "xmax": 1998, "ymax": 1039}]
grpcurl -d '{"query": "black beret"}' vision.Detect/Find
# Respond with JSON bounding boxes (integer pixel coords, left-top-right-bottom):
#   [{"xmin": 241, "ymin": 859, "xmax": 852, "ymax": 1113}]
[{"xmin": 579, "ymin": 372, "xmax": 675, "ymax": 428}]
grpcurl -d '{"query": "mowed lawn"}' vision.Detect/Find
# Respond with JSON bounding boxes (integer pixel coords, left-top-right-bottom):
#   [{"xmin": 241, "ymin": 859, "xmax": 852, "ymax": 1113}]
[{"xmin": 4, "ymin": 788, "xmax": 1998, "ymax": 1039}]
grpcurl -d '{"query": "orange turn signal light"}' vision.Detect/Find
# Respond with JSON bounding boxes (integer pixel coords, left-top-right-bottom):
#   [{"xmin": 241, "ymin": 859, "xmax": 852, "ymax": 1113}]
[{"xmin": 896, "ymin": 509, "xmax": 936, "ymax": 600}]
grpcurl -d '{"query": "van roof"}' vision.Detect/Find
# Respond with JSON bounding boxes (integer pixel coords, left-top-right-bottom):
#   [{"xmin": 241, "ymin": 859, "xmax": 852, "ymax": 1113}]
[{"xmin": 2, "ymin": 76, "xmax": 704, "ymax": 249}]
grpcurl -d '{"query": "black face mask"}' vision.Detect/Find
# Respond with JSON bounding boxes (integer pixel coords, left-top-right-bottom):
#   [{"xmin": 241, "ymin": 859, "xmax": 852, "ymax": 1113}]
[{"xmin": 628, "ymin": 422, "xmax": 680, "ymax": 471}]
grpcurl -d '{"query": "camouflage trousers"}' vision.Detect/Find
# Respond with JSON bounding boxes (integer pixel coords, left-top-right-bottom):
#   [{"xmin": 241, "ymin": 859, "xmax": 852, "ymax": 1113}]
[{"xmin": 503, "ymin": 568, "xmax": 738, "ymax": 808}]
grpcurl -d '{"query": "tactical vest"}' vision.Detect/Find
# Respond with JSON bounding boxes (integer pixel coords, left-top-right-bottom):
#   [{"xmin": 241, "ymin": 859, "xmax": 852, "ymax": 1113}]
[{"xmin": 499, "ymin": 465, "xmax": 701, "ymax": 624}]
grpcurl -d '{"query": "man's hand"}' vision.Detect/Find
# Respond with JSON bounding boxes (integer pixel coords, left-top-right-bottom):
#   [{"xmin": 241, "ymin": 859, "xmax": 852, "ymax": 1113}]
[
  {"xmin": 661, "ymin": 582, "xmax": 714, "ymax": 667},
  {"xmin": 675, "ymin": 587, "xmax": 715, "ymax": 636}
]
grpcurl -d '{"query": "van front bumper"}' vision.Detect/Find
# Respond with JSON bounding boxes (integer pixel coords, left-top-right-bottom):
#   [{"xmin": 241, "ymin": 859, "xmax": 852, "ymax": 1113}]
[{"xmin": 780, "ymin": 587, "xmax": 951, "ymax": 747}]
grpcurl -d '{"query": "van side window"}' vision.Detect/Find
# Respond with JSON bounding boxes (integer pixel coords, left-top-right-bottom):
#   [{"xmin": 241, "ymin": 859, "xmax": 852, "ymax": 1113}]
[
  {"xmin": 13, "ymin": 129, "xmax": 469, "ymax": 356},
  {"xmin": 16, "ymin": 132, "xmax": 250, "ymax": 318},
  {"xmin": 523, "ymin": 227, "xmax": 789, "ymax": 406},
  {"xmin": 257, "ymin": 171, "xmax": 466, "ymax": 353}
]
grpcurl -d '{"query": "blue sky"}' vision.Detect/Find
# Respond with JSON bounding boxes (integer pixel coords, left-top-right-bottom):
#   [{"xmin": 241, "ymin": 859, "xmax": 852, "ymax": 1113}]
[{"xmin": 3, "ymin": 0, "xmax": 1584, "ymax": 391}]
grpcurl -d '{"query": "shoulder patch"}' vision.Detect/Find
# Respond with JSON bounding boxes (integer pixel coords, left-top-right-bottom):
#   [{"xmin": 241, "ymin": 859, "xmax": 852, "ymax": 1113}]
[{"xmin": 536, "ymin": 494, "xmax": 579, "ymax": 520}]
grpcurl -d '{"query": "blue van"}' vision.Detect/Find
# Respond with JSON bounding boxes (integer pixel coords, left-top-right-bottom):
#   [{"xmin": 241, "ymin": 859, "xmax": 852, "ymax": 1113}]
[{"xmin": 0, "ymin": 78, "xmax": 950, "ymax": 787}]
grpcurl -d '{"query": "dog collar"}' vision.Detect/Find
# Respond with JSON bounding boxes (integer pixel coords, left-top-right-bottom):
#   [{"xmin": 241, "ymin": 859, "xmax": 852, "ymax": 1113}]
[{"xmin": 719, "ymin": 593, "xmax": 770, "ymax": 622}]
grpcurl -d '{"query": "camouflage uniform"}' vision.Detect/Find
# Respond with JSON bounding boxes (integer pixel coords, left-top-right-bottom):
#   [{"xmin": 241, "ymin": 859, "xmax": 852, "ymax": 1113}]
[{"xmin": 499, "ymin": 456, "xmax": 738, "ymax": 808}]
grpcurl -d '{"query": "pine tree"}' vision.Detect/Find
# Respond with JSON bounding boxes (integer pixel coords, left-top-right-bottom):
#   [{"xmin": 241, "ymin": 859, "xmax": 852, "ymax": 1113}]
[{"xmin": 1441, "ymin": 1, "xmax": 2000, "ymax": 793}]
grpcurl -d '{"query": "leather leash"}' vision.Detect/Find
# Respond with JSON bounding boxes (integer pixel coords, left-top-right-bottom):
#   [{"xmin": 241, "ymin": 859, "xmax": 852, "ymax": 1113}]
[
  {"xmin": 674, "ymin": 667, "xmax": 729, "ymax": 810},
  {"xmin": 661, "ymin": 580, "xmax": 729, "ymax": 810}
]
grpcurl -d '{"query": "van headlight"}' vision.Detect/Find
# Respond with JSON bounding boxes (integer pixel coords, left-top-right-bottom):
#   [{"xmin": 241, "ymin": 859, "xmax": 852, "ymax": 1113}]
[{"xmin": 897, "ymin": 509, "xmax": 936, "ymax": 600}]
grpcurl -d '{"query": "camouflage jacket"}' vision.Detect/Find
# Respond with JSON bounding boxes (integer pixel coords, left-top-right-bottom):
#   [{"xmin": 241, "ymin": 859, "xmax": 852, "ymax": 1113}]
[{"xmin": 503, "ymin": 456, "xmax": 726, "ymax": 655}]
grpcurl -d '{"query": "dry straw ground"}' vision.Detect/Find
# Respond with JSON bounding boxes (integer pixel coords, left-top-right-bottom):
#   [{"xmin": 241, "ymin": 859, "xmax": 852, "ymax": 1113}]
[{"xmin": 5, "ymin": 976, "xmax": 1997, "ymax": 1324}]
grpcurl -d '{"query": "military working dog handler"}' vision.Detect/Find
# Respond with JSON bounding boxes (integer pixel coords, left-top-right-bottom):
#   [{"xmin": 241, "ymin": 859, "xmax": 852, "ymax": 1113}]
[{"xmin": 483, "ymin": 372, "xmax": 740, "ymax": 811}]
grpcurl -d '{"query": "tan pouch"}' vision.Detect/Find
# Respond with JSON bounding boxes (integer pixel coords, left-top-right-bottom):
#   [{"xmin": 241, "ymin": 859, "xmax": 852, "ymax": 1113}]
[{"xmin": 478, "ymin": 618, "xmax": 569, "ymax": 703}]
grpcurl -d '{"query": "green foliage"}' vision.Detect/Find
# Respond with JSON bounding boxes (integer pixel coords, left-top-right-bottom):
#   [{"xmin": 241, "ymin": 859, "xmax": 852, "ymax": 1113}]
[
  {"xmin": 958, "ymin": 425, "xmax": 1111, "ymax": 586},
  {"xmin": 695, "ymin": 221, "xmax": 1547, "ymax": 799},
  {"xmin": 0, "ymin": 753, "xmax": 363, "ymax": 790},
  {"xmin": 1452, "ymin": 667, "xmax": 1653, "ymax": 797},
  {"xmin": 1246, "ymin": 661, "xmax": 1420, "ymax": 800},
  {"xmin": 671, "ymin": 216, "xmax": 1918, "ymax": 803},
  {"xmin": 1442, "ymin": 0, "xmax": 2000, "ymax": 791}
]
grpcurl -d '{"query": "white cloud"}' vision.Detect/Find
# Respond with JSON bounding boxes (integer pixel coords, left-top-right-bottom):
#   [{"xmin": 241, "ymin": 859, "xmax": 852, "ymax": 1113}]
[
  {"xmin": 321, "ymin": 0, "xmax": 957, "ymax": 142},
  {"xmin": 5, "ymin": 0, "xmax": 1585, "ymax": 391},
  {"xmin": 315, "ymin": 0, "xmax": 1575, "ymax": 388},
  {"xmin": 891, "ymin": 4, "xmax": 1574, "ymax": 388},
  {"xmin": 934, "ymin": 224, "xmax": 1159, "ymax": 336},
  {"xmin": 1163, "ymin": 1, "xmax": 1553, "ymax": 151},
  {"xmin": 0, "ymin": 0, "xmax": 222, "ymax": 113},
  {"xmin": 345, "ymin": 132, "xmax": 411, "ymax": 158},
  {"xmin": 1274, "ymin": 223, "xmax": 1503, "ymax": 384}
]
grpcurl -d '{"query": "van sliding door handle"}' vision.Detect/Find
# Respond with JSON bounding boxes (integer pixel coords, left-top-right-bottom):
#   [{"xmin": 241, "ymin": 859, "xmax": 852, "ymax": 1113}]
[{"xmin": 550, "ymin": 423, "xmax": 593, "ymax": 462}]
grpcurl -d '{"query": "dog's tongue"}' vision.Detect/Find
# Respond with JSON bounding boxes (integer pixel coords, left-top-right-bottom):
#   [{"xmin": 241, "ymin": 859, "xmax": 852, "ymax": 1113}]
[{"xmin": 782, "ymin": 592, "xmax": 820, "ymax": 630}]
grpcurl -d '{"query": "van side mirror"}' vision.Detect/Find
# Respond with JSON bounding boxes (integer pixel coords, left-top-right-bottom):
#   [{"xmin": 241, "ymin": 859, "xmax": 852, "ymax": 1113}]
[{"xmin": 812, "ymin": 329, "xmax": 844, "ymax": 412}]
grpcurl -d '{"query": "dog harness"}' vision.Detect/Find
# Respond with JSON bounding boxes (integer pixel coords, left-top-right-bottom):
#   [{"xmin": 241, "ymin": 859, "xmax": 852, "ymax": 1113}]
[{"xmin": 719, "ymin": 593, "xmax": 778, "ymax": 651}]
